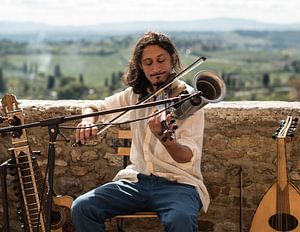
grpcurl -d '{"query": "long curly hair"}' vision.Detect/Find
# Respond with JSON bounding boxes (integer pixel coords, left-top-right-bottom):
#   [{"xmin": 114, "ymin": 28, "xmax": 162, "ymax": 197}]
[{"xmin": 123, "ymin": 31, "xmax": 182, "ymax": 96}]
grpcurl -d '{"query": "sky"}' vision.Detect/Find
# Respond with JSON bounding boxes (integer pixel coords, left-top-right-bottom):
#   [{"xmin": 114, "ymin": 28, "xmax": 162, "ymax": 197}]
[{"xmin": 0, "ymin": 0, "xmax": 299, "ymax": 26}]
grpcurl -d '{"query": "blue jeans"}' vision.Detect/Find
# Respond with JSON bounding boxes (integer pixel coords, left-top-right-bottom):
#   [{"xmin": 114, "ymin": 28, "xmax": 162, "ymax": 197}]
[{"xmin": 71, "ymin": 174, "xmax": 202, "ymax": 232}]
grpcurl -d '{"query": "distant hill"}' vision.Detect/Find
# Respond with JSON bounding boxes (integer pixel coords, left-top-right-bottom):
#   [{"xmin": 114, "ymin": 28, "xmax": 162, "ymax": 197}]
[{"xmin": 0, "ymin": 17, "xmax": 299, "ymax": 35}]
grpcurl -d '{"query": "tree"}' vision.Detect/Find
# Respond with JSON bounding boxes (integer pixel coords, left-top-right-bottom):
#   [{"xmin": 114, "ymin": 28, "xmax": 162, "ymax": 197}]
[
  {"xmin": 54, "ymin": 64, "xmax": 61, "ymax": 77},
  {"xmin": 57, "ymin": 83, "xmax": 89, "ymax": 99},
  {"xmin": 47, "ymin": 75, "xmax": 55, "ymax": 89},
  {"xmin": 291, "ymin": 60, "xmax": 300, "ymax": 73},
  {"xmin": 0, "ymin": 67, "xmax": 6, "ymax": 93},
  {"xmin": 109, "ymin": 71, "xmax": 123, "ymax": 92},
  {"xmin": 289, "ymin": 76, "xmax": 300, "ymax": 100},
  {"xmin": 60, "ymin": 76, "xmax": 76, "ymax": 87},
  {"xmin": 23, "ymin": 62, "xmax": 28, "ymax": 74},
  {"xmin": 104, "ymin": 77, "xmax": 109, "ymax": 87},
  {"xmin": 79, "ymin": 74, "xmax": 84, "ymax": 84},
  {"xmin": 263, "ymin": 73, "xmax": 270, "ymax": 88}
]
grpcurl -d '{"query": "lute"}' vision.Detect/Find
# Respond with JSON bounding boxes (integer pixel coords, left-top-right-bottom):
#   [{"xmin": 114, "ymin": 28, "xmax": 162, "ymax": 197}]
[{"xmin": 250, "ymin": 116, "xmax": 300, "ymax": 232}]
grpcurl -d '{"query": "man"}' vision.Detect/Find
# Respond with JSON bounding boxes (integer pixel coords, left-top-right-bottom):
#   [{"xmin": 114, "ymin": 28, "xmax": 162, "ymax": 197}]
[{"xmin": 71, "ymin": 31, "xmax": 209, "ymax": 232}]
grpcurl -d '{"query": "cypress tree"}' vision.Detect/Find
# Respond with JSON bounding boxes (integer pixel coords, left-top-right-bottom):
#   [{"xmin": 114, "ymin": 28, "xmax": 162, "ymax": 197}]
[{"xmin": 0, "ymin": 67, "xmax": 7, "ymax": 93}]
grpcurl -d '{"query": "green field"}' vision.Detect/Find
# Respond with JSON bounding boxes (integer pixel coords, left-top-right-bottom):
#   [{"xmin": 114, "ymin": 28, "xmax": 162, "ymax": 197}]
[{"xmin": 0, "ymin": 31, "xmax": 299, "ymax": 100}]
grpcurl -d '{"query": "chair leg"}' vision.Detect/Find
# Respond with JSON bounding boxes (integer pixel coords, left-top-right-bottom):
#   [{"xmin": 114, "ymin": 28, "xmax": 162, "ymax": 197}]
[{"xmin": 116, "ymin": 218, "xmax": 125, "ymax": 232}]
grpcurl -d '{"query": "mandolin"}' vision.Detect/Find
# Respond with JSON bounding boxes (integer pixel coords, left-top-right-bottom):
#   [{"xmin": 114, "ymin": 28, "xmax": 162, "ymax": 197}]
[
  {"xmin": 1, "ymin": 94, "xmax": 75, "ymax": 232},
  {"xmin": 250, "ymin": 116, "xmax": 300, "ymax": 232}
]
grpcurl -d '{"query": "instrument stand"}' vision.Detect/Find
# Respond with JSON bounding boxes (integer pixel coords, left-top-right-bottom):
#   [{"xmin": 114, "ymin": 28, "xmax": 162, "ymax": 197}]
[
  {"xmin": 239, "ymin": 166, "xmax": 243, "ymax": 232},
  {"xmin": 0, "ymin": 159, "xmax": 15, "ymax": 232},
  {"xmin": 43, "ymin": 120, "xmax": 69, "ymax": 232}
]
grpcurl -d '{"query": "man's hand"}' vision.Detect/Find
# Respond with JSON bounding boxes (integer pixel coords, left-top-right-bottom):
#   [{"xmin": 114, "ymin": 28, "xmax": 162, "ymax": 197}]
[
  {"xmin": 75, "ymin": 120, "xmax": 98, "ymax": 145},
  {"xmin": 148, "ymin": 112, "xmax": 165, "ymax": 139}
]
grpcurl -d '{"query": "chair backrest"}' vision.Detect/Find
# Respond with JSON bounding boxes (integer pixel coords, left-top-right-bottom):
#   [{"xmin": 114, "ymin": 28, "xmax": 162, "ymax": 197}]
[{"xmin": 117, "ymin": 129, "xmax": 132, "ymax": 168}]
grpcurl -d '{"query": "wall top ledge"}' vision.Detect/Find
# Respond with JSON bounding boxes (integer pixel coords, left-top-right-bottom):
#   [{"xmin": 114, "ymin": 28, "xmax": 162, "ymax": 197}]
[
  {"xmin": 17, "ymin": 100, "xmax": 300, "ymax": 110},
  {"xmin": 207, "ymin": 101, "xmax": 300, "ymax": 109}
]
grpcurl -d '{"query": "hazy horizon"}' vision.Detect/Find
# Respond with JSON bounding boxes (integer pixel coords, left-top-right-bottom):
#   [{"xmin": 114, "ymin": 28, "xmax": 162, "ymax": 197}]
[{"xmin": 0, "ymin": 0, "xmax": 299, "ymax": 27}]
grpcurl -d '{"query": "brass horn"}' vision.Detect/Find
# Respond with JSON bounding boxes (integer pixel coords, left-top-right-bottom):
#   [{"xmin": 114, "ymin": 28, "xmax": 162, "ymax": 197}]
[
  {"xmin": 172, "ymin": 70, "xmax": 226, "ymax": 119},
  {"xmin": 193, "ymin": 70, "xmax": 226, "ymax": 104}
]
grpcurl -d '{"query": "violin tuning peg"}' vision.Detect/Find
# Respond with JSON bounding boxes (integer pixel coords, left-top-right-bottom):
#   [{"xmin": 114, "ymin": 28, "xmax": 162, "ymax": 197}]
[
  {"xmin": 172, "ymin": 125, "xmax": 178, "ymax": 131},
  {"xmin": 169, "ymin": 119, "xmax": 176, "ymax": 125}
]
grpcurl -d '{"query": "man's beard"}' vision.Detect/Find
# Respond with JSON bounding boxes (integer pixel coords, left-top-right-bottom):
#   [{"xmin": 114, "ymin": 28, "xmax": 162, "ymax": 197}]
[{"xmin": 154, "ymin": 81, "xmax": 165, "ymax": 88}]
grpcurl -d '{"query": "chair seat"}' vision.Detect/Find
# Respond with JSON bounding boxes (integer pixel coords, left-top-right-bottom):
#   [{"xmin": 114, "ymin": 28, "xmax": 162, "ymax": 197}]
[{"xmin": 115, "ymin": 212, "xmax": 157, "ymax": 219}]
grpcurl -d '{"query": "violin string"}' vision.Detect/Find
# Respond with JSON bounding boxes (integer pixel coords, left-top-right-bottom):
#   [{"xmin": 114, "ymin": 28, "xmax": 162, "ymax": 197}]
[{"xmin": 60, "ymin": 101, "xmax": 175, "ymax": 130}]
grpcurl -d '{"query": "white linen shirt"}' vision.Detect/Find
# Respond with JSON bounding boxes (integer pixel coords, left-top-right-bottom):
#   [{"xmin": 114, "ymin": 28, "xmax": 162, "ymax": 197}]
[{"xmin": 84, "ymin": 84, "xmax": 210, "ymax": 212}]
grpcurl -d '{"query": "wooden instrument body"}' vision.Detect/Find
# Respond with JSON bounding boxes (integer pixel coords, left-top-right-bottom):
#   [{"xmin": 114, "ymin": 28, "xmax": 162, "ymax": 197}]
[
  {"xmin": 250, "ymin": 182, "xmax": 300, "ymax": 231},
  {"xmin": 250, "ymin": 116, "xmax": 300, "ymax": 232},
  {"xmin": 1, "ymin": 94, "xmax": 74, "ymax": 232}
]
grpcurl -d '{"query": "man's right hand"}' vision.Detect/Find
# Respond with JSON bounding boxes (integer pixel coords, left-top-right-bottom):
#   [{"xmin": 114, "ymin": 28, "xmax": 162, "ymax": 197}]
[{"xmin": 75, "ymin": 121, "xmax": 98, "ymax": 145}]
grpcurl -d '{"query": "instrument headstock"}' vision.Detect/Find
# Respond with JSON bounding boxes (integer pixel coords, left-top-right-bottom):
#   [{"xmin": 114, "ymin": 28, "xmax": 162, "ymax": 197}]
[
  {"xmin": 272, "ymin": 116, "xmax": 298, "ymax": 140},
  {"xmin": 1, "ymin": 93, "xmax": 26, "ymax": 141},
  {"xmin": 1, "ymin": 94, "xmax": 21, "ymax": 115}
]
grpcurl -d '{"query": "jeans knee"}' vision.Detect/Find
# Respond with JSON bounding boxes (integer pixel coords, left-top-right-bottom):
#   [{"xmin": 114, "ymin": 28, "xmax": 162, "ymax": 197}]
[
  {"xmin": 163, "ymin": 210, "xmax": 198, "ymax": 232},
  {"xmin": 71, "ymin": 195, "xmax": 87, "ymax": 220}
]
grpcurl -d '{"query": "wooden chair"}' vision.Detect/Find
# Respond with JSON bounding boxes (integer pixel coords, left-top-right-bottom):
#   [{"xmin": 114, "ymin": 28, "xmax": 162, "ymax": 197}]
[{"xmin": 114, "ymin": 129, "xmax": 157, "ymax": 231}]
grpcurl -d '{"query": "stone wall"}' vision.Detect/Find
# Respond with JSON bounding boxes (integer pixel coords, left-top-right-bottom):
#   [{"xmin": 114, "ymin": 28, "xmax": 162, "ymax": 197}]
[{"xmin": 0, "ymin": 100, "xmax": 300, "ymax": 232}]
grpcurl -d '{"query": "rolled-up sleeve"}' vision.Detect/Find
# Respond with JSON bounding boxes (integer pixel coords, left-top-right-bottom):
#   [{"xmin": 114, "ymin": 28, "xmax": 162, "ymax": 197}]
[
  {"xmin": 82, "ymin": 87, "xmax": 135, "ymax": 123},
  {"xmin": 174, "ymin": 109, "xmax": 204, "ymax": 168}
]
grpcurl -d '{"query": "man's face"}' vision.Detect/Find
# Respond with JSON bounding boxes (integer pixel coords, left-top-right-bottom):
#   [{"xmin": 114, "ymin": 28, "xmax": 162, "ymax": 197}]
[{"xmin": 140, "ymin": 44, "xmax": 175, "ymax": 91}]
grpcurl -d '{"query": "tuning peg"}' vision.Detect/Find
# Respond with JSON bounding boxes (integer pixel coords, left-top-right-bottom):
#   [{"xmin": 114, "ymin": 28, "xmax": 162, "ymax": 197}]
[
  {"xmin": 11, "ymin": 130, "xmax": 22, "ymax": 138},
  {"xmin": 169, "ymin": 119, "xmax": 176, "ymax": 125},
  {"xmin": 291, "ymin": 120, "xmax": 298, "ymax": 128},
  {"xmin": 272, "ymin": 133, "xmax": 278, "ymax": 139},
  {"xmin": 17, "ymin": 209, "xmax": 23, "ymax": 216},
  {"xmin": 8, "ymin": 115, "xmax": 20, "ymax": 126},
  {"xmin": 279, "ymin": 120, "xmax": 285, "ymax": 126},
  {"xmin": 0, "ymin": 115, "xmax": 8, "ymax": 123},
  {"xmin": 20, "ymin": 223, "xmax": 26, "ymax": 230},
  {"xmin": 19, "ymin": 215, "xmax": 24, "ymax": 223}
]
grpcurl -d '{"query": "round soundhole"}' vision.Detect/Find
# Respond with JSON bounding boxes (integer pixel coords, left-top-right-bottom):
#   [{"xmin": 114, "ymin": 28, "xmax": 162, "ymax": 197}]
[
  {"xmin": 269, "ymin": 213, "xmax": 298, "ymax": 231},
  {"xmin": 51, "ymin": 209, "xmax": 64, "ymax": 229}
]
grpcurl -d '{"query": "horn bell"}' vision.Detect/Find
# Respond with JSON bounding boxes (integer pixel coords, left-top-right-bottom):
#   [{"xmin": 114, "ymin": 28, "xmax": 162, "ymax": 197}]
[{"xmin": 193, "ymin": 70, "xmax": 226, "ymax": 103}]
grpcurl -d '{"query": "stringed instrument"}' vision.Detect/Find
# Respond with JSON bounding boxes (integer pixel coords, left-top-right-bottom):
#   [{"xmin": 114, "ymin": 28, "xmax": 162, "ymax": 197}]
[
  {"xmin": 250, "ymin": 116, "xmax": 300, "ymax": 232},
  {"xmin": 1, "ymin": 93, "xmax": 75, "ymax": 232}
]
